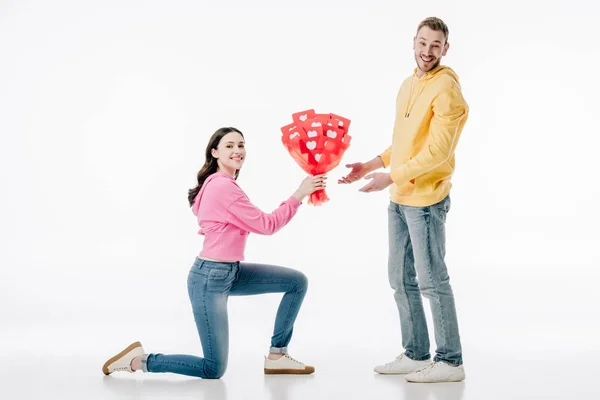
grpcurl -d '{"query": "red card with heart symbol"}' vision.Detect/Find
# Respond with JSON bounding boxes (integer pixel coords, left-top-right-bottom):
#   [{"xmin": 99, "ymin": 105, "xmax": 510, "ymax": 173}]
[
  {"xmin": 323, "ymin": 126, "xmax": 343, "ymax": 141},
  {"xmin": 304, "ymin": 126, "xmax": 322, "ymax": 140},
  {"xmin": 280, "ymin": 122, "xmax": 300, "ymax": 138},
  {"xmin": 301, "ymin": 119, "xmax": 323, "ymax": 130},
  {"xmin": 307, "ymin": 136, "xmax": 329, "ymax": 170},
  {"xmin": 292, "ymin": 109, "xmax": 316, "ymax": 124},
  {"xmin": 282, "ymin": 124, "xmax": 308, "ymax": 146},
  {"xmin": 330, "ymin": 113, "xmax": 351, "ymax": 132},
  {"xmin": 323, "ymin": 119, "xmax": 336, "ymax": 130},
  {"xmin": 315, "ymin": 113, "xmax": 331, "ymax": 123}
]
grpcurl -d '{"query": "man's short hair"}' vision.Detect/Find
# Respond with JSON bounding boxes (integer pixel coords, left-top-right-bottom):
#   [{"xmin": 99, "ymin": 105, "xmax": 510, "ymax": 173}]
[{"xmin": 417, "ymin": 17, "xmax": 449, "ymax": 43}]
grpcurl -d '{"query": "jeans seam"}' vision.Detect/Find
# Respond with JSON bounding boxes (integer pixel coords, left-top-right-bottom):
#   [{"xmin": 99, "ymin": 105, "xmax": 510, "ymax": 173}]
[
  {"xmin": 401, "ymin": 229, "xmax": 417, "ymax": 357},
  {"xmin": 234, "ymin": 279, "xmax": 299, "ymax": 286},
  {"xmin": 280, "ymin": 280, "xmax": 302, "ymax": 348},
  {"xmin": 425, "ymin": 210, "xmax": 448, "ymax": 360},
  {"xmin": 280, "ymin": 294, "xmax": 299, "ymax": 348},
  {"xmin": 201, "ymin": 277, "xmax": 212, "ymax": 378},
  {"xmin": 155, "ymin": 359, "xmax": 203, "ymax": 370}
]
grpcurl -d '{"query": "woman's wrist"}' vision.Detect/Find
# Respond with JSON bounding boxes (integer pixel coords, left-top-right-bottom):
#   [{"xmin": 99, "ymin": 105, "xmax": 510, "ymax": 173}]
[{"xmin": 292, "ymin": 191, "xmax": 306, "ymax": 203}]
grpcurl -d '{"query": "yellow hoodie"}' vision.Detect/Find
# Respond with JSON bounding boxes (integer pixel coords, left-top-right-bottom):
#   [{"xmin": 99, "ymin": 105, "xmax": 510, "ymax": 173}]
[{"xmin": 379, "ymin": 65, "xmax": 468, "ymax": 207}]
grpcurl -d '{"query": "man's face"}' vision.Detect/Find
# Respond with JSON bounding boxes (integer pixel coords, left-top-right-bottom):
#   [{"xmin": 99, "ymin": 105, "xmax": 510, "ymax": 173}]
[{"xmin": 413, "ymin": 26, "xmax": 449, "ymax": 75}]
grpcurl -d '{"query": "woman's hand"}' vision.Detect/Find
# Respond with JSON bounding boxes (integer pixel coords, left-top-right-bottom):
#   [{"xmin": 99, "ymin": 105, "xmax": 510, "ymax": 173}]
[{"xmin": 293, "ymin": 174, "xmax": 327, "ymax": 202}]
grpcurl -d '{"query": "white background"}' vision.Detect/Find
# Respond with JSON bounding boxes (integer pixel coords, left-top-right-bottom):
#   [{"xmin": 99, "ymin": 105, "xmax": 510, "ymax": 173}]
[{"xmin": 1, "ymin": 0, "xmax": 599, "ymax": 398}]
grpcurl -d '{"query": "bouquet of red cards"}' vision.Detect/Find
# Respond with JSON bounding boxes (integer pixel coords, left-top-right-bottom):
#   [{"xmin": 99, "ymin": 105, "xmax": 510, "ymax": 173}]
[{"xmin": 281, "ymin": 109, "xmax": 352, "ymax": 206}]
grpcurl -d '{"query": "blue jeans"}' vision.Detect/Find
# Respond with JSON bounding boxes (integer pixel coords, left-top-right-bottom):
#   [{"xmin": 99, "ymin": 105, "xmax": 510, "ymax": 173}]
[
  {"xmin": 388, "ymin": 196, "xmax": 463, "ymax": 365},
  {"xmin": 141, "ymin": 259, "xmax": 308, "ymax": 378}
]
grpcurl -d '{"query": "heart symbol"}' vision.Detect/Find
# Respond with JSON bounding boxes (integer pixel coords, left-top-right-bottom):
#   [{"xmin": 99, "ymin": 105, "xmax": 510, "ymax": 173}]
[
  {"xmin": 299, "ymin": 114, "xmax": 307, "ymax": 121},
  {"xmin": 326, "ymin": 130, "xmax": 337, "ymax": 138},
  {"xmin": 311, "ymin": 122, "xmax": 321, "ymax": 127},
  {"xmin": 307, "ymin": 130, "xmax": 318, "ymax": 138},
  {"xmin": 306, "ymin": 141, "xmax": 317, "ymax": 150},
  {"xmin": 289, "ymin": 132, "xmax": 300, "ymax": 140},
  {"xmin": 315, "ymin": 154, "xmax": 322, "ymax": 162}
]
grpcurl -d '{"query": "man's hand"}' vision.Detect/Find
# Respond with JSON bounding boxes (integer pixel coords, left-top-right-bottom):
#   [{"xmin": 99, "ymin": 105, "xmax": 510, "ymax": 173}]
[
  {"xmin": 338, "ymin": 157, "xmax": 385, "ymax": 184},
  {"xmin": 338, "ymin": 162, "xmax": 369, "ymax": 184},
  {"xmin": 358, "ymin": 173, "xmax": 393, "ymax": 193}
]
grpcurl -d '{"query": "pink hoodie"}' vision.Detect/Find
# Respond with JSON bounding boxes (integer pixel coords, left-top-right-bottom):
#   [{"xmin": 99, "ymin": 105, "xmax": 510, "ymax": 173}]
[{"xmin": 191, "ymin": 172, "xmax": 301, "ymax": 261}]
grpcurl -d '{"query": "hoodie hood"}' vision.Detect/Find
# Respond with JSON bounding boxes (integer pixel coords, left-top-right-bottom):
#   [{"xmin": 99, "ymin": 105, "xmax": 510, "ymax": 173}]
[
  {"xmin": 404, "ymin": 65, "xmax": 461, "ymax": 119},
  {"xmin": 191, "ymin": 172, "xmax": 234, "ymax": 216},
  {"xmin": 415, "ymin": 65, "xmax": 460, "ymax": 86}
]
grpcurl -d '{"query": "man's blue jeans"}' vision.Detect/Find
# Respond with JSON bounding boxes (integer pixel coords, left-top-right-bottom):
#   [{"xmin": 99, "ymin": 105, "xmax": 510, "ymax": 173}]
[{"xmin": 388, "ymin": 195, "xmax": 463, "ymax": 365}]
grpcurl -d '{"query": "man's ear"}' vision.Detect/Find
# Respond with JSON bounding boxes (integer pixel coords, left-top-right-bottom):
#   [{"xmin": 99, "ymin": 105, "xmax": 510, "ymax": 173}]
[{"xmin": 442, "ymin": 41, "xmax": 450, "ymax": 56}]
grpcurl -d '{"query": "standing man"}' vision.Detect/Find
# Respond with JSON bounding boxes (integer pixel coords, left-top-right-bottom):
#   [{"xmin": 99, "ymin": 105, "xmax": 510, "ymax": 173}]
[{"xmin": 339, "ymin": 17, "xmax": 467, "ymax": 383}]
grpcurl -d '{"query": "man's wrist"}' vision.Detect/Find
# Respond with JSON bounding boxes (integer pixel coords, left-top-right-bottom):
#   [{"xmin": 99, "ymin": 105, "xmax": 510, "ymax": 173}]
[{"xmin": 367, "ymin": 157, "xmax": 384, "ymax": 172}]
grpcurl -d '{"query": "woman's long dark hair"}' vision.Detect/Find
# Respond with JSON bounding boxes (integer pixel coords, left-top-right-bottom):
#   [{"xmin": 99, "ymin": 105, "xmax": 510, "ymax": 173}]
[{"xmin": 187, "ymin": 127, "xmax": 244, "ymax": 206}]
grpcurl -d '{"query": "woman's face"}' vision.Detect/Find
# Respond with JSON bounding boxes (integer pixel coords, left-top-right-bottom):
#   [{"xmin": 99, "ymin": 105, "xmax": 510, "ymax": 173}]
[{"xmin": 211, "ymin": 131, "xmax": 246, "ymax": 175}]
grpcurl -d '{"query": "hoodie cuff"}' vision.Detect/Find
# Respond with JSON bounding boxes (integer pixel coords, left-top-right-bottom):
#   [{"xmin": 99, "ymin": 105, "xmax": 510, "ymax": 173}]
[
  {"xmin": 390, "ymin": 165, "xmax": 408, "ymax": 186},
  {"xmin": 286, "ymin": 196, "xmax": 302, "ymax": 208},
  {"xmin": 378, "ymin": 153, "xmax": 391, "ymax": 168}
]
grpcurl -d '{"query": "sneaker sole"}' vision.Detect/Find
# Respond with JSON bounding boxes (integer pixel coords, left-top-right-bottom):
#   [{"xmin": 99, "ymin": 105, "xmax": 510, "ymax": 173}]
[
  {"xmin": 406, "ymin": 378, "xmax": 465, "ymax": 383},
  {"xmin": 102, "ymin": 341, "xmax": 143, "ymax": 375},
  {"xmin": 264, "ymin": 366, "xmax": 315, "ymax": 375},
  {"xmin": 374, "ymin": 370, "xmax": 412, "ymax": 375},
  {"xmin": 406, "ymin": 374, "xmax": 466, "ymax": 383}
]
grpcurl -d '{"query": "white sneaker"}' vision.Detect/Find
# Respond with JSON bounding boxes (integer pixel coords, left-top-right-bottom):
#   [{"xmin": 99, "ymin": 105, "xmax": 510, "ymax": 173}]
[
  {"xmin": 102, "ymin": 341, "xmax": 145, "ymax": 375},
  {"xmin": 374, "ymin": 354, "xmax": 432, "ymax": 374},
  {"xmin": 264, "ymin": 354, "xmax": 315, "ymax": 375},
  {"xmin": 405, "ymin": 361, "xmax": 465, "ymax": 383}
]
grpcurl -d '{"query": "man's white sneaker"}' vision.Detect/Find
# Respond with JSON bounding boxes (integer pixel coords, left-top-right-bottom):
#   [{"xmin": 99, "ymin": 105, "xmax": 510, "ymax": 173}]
[
  {"xmin": 374, "ymin": 354, "xmax": 432, "ymax": 374},
  {"xmin": 102, "ymin": 341, "xmax": 145, "ymax": 375},
  {"xmin": 264, "ymin": 354, "xmax": 315, "ymax": 375},
  {"xmin": 405, "ymin": 361, "xmax": 465, "ymax": 383}
]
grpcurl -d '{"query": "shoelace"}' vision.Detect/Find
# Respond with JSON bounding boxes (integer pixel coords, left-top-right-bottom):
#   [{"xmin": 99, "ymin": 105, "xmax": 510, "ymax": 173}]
[
  {"xmin": 416, "ymin": 362, "xmax": 441, "ymax": 374},
  {"xmin": 385, "ymin": 354, "xmax": 405, "ymax": 366},
  {"xmin": 284, "ymin": 354, "xmax": 304, "ymax": 365}
]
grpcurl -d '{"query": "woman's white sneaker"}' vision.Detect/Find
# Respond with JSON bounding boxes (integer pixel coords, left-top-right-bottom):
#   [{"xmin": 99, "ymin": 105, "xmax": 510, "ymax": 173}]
[
  {"xmin": 405, "ymin": 361, "xmax": 465, "ymax": 383},
  {"xmin": 102, "ymin": 342, "xmax": 145, "ymax": 375},
  {"xmin": 374, "ymin": 354, "xmax": 432, "ymax": 374},
  {"xmin": 264, "ymin": 354, "xmax": 315, "ymax": 375}
]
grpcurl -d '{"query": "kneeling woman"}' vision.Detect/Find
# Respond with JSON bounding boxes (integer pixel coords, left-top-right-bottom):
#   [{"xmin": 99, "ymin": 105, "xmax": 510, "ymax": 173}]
[{"xmin": 103, "ymin": 127, "xmax": 325, "ymax": 378}]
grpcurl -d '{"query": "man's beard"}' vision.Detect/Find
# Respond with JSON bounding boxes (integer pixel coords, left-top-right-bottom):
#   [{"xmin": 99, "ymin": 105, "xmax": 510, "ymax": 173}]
[{"xmin": 415, "ymin": 55, "xmax": 440, "ymax": 73}]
